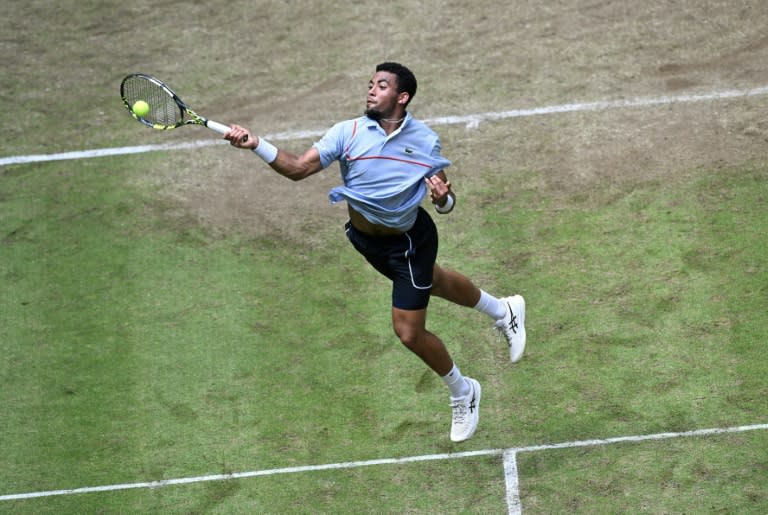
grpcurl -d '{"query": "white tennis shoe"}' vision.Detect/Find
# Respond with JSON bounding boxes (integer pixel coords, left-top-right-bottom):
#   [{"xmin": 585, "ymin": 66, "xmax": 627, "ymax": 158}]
[
  {"xmin": 450, "ymin": 377, "xmax": 481, "ymax": 442},
  {"xmin": 495, "ymin": 295, "xmax": 526, "ymax": 362}
]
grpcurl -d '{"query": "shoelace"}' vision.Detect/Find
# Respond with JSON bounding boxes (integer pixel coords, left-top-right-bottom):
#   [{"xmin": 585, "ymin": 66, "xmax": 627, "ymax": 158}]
[
  {"xmin": 451, "ymin": 401, "xmax": 468, "ymax": 424},
  {"xmin": 494, "ymin": 308, "xmax": 518, "ymax": 345},
  {"xmin": 494, "ymin": 322, "xmax": 512, "ymax": 346}
]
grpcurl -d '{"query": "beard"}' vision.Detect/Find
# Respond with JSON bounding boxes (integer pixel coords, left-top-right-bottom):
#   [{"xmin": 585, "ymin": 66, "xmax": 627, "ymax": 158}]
[{"xmin": 364, "ymin": 107, "xmax": 382, "ymax": 121}]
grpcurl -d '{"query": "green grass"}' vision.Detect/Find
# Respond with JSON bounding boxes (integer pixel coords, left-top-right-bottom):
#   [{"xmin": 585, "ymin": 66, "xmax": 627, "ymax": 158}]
[
  {"xmin": 507, "ymin": 166, "xmax": 768, "ymax": 436},
  {"xmin": 2, "ymin": 143, "xmax": 767, "ymax": 512},
  {"xmin": 3, "ymin": 0, "xmax": 768, "ymax": 511},
  {"xmin": 522, "ymin": 430, "xmax": 768, "ymax": 513}
]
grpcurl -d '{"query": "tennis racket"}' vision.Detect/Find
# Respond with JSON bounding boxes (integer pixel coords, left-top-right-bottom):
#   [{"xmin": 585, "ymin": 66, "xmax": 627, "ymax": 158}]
[{"xmin": 120, "ymin": 73, "xmax": 243, "ymax": 139}]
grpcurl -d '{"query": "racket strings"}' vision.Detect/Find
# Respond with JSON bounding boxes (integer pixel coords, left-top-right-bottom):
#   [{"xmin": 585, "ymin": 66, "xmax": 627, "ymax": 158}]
[{"xmin": 122, "ymin": 76, "xmax": 182, "ymax": 127}]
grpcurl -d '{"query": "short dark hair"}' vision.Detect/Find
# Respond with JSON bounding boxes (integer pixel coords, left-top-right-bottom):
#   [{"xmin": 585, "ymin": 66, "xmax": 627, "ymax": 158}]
[{"xmin": 376, "ymin": 62, "xmax": 417, "ymax": 107}]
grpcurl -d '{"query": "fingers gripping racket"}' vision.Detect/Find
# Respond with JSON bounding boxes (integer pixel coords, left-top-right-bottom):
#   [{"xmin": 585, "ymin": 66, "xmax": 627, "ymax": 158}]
[{"xmin": 120, "ymin": 73, "xmax": 244, "ymax": 140}]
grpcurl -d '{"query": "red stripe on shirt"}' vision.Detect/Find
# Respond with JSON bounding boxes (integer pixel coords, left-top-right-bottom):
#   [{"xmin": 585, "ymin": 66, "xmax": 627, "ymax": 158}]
[
  {"xmin": 343, "ymin": 120, "xmax": 358, "ymax": 156},
  {"xmin": 347, "ymin": 155, "xmax": 432, "ymax": 168}
]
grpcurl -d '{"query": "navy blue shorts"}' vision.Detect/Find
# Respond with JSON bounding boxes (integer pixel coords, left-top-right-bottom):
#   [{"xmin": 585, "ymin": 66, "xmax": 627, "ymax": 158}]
[{"xmin": 345, "ymin": 207, "xmax": 438, "ymax": 310}]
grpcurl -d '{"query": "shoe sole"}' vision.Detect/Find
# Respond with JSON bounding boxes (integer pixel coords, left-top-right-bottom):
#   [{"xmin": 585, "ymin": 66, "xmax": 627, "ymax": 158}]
[{"xmin": 451, "ymin": 378, "xmax": 482, "ymax": 442}]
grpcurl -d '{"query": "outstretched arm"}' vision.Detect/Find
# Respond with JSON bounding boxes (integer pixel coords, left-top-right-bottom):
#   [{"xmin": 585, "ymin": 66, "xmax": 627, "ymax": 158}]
[{"xmin": 224, "ymin": 124, "xmax": 323, "ymax": 182}]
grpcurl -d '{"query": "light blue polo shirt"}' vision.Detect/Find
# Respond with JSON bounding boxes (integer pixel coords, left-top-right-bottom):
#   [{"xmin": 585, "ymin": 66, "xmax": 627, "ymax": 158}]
[{"xmin": 313, "ymin": 113, "xmax": 451, "ymax": 231}]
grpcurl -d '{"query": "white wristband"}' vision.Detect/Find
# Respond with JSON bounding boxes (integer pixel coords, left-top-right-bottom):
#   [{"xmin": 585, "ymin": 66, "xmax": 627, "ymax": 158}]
[
  {"xmin": 434, "ymin": 194, "xmax": 455, "ymax": 214},
  {"xmin": 252, "ymin": 138, "xmax": 278, "ymax": 163}
]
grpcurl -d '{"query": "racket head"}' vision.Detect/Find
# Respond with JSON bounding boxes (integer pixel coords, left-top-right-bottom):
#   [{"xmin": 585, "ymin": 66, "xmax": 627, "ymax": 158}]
[{"xmin": 120, "ymin": 73, "xmax": 192, "ymax": 130}]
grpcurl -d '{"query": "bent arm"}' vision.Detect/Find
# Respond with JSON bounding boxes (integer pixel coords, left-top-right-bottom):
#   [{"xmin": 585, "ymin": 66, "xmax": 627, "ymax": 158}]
[
  {"xmin": 425, "ymin": 170, "xmax": 456, "ymax": 213},
  {"xmin": 224, "ymin": 124, "xmax": 323, "ymax": 181}
]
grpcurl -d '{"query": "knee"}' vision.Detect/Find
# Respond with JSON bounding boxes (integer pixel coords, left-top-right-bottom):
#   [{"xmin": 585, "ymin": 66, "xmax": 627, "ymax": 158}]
[{"xmin": 393, "ymin": 321, "xmax": 423, "ymax": 350}]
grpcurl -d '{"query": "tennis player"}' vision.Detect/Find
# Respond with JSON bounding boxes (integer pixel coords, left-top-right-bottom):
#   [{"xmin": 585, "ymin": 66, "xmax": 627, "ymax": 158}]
[{"xmin": 224, "ymin": 62, "xmax": 526, "ymax": 442}]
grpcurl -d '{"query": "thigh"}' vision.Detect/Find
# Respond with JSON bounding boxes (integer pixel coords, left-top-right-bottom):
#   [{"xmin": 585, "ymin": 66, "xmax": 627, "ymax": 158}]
[{"xmin": 388, "ymin": 232, "xmax": 436, "ymax": 310}]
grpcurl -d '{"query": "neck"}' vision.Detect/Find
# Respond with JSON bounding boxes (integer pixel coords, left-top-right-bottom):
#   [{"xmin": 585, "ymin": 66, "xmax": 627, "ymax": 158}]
[{"xmin": 378, "ymin": 113, "xmax": 406, "ymax": 135}]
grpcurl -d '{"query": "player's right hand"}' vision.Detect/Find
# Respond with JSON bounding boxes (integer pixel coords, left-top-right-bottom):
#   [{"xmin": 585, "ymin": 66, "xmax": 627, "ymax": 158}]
[{"xmin": 224, "ymin": 124, "xmax": 257, "ymax": 149}]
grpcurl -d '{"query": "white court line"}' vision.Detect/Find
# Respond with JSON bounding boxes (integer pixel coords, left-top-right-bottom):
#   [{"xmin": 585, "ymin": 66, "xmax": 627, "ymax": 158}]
[
  {"xmin": 2, "ymin": 85, "xmax": 768, "ymax": 167},
  {"xmin": 2, "ymin": 423, "xmax": 766, "ymax": 503},
  {"xmin": 503, "ymin": 450, "xmax": 522, "ymax": 515}
]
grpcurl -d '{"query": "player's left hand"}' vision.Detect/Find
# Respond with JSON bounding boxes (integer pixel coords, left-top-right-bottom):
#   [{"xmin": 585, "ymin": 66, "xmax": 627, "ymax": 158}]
[{"xmin": 425, "ymin": 175, "xmax": 452, "ymax": 205}]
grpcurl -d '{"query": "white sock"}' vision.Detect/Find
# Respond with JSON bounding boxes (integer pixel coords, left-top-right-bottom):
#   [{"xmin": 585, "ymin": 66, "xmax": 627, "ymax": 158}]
[
  {"xmin": 474, "ymin": 290, "xmax": 507, "ymax": 320},
  {"xmin": 443, "ymin": 364, "xmax": 470, "ymax": 398}
]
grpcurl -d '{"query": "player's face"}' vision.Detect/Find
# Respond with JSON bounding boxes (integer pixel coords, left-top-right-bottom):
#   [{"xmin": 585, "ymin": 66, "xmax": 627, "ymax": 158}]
[{"xmin": 365, "ymin": 71, "xmax": 408, "ymax": 120}]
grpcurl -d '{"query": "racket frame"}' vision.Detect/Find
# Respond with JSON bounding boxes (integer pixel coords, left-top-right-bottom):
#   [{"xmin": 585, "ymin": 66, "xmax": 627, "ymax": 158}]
[{"xmin": 120, "ymin": 73, "xmax": 230, "ymax": 134}]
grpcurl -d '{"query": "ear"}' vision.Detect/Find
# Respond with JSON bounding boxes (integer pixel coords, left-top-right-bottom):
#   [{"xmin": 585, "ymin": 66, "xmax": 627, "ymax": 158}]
[{"xmin": 398, "ymin": 92, "xmax": 410, "ymax": 105}]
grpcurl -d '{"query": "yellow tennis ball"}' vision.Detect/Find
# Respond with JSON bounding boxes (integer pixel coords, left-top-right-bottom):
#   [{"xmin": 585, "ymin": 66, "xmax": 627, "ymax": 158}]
[{"xmin": 132, "ymin": 100, "xmax": 150, "ymax": 117}]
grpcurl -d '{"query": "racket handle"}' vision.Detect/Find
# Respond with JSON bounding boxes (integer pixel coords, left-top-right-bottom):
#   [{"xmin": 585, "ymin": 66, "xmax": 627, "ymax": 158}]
[
  {"xmin": 206, "ymin": 120, "xmax": 231, "ymax": 134},
  {"xmin": 207, "ymin": 119, "xmax": 249, "ymax": 142}
]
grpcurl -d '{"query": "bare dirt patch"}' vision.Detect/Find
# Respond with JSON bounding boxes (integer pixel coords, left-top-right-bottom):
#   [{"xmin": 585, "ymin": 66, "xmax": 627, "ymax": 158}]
[
  {"xmin": 158, "ymin": 95, "xmax": 768, "ymax": 244},
  {"xmin": 133, "ymin": 1, "xmax": 768, "ymax": 241}
]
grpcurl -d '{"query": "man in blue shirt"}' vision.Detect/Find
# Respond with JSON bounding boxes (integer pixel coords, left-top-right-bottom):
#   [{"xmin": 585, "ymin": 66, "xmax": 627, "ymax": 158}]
[{"xmin": 224, "ymin": 62, "xmax": 526, "ymax": 442}]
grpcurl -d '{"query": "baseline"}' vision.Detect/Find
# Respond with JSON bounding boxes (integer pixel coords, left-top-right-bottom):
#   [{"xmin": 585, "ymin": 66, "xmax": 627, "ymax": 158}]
[
  {"xmin": 2, "ymin": 86, "xmax": 768, "ymax": 167},
  {"xmin": 1, "ymin": 423, "xmax": 765, "ymax": 503}
]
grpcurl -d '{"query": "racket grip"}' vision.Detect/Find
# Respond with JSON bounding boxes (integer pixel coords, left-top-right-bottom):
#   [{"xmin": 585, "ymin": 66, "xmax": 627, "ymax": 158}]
[
  {"xmin": 206, "ymin": 120, "xmax": 231, "ymax": 134},
  {"xmin": 207, "ymin": 119, "xmax": 248, "ymax": 142}
]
